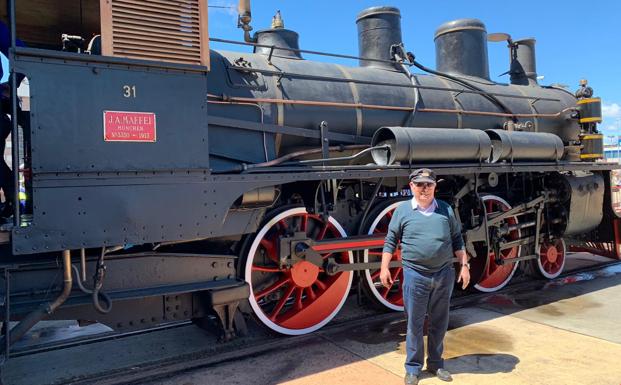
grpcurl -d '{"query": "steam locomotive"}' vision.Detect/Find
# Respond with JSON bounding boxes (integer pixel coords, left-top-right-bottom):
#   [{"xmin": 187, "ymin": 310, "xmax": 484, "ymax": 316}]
[{"xmin": 0, "ymin": 0, "xmax": 617, "ymax": 355}]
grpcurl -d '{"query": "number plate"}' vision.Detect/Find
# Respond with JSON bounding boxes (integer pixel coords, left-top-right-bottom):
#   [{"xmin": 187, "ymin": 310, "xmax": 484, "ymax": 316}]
[{"xmin": 103, "ymin": 111, "xmax": 157, "ymax": 142}]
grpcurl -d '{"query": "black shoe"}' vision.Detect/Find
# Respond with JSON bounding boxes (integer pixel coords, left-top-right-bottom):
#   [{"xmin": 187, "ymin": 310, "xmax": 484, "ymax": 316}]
[
  {"xmin": 429, "ymin": 368, "xmax": 453, "ymax": 382},
  {"xmin": 404, "ymin": 373, "xmax": 419, "ymax": 385}
]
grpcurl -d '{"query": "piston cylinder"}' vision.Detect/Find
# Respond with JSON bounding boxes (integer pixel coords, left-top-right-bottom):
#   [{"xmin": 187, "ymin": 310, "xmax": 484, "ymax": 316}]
[
  {"xmin": 486, "ymin": 129, "xmax": 565, "ymax": 163},
  {"xmin": 371, "ymin": 126, "xmax": 492, "ymax": 166}
]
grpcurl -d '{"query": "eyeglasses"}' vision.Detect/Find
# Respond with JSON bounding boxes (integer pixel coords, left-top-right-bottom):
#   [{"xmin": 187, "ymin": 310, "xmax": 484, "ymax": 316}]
[{"xmin": 412, "ymin": 182, "xmax": 435, "ymax": 189}]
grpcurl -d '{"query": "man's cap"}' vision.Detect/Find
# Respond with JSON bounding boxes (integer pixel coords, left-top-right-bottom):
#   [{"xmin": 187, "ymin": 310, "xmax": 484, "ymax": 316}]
[{"xmin": 409, "ymin": 168, "xmax": 436, "ymax": 184}]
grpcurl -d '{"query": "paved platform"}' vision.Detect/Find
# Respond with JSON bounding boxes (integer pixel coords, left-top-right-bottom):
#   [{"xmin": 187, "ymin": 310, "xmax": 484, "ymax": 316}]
[{"xmin": 148, "ymin": 263, "xmax": 621, "ymax": 385}]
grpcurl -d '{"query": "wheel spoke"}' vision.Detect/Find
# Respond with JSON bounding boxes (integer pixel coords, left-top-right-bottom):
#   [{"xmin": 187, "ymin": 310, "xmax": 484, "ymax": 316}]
[
  {"xmin": 259, "ymin": 235, "xmax": 279, "ymax": 263},
  {"xmin": 485, "ymin": 253, "xmax": 494, "ymax": 277},
  {"xmin": 254, "ymin": 277, "xmax": 291, "ymax": 300},
  {"xmin": 314, "ymin": 279, "xmax": 327, "ymax": 291},
  {"xmin": 294, "ymin": 287, "xmax": 304, "ymax": 311},
  {"xmin": 269, "ymin": 284, "xmax": 296, "ymax": 321},
  {"xmin": 300, "ymin": 214, "xmax": 308, "ymax": 232},
  {"xmin": 370, "ymin": 270, "xmax": 381, "ymax": 280},
  {"xmin": 381, "ymin": 286, "xmax": 391, "ymax": 299},
  {"xmin": 306, "ymin": 286, "xmax": 317, "ymax": 301},
  {"xmin": 278, "ymin": 219, "xmax": 289, "ymax": 232},
  {"xmin": 380, "ymin": 268, "xmax": 400, "ymax": 298},
  {"xmin": 252, "ymin": 265, "xmax": 281, "ymax": 273},
  {"xmin": 393, "ymin": 267, "xmax": 402, "ymax": 282},
  {"xmin": 317, "ymin": 223, "xmax": 329, "ymax": 241}
]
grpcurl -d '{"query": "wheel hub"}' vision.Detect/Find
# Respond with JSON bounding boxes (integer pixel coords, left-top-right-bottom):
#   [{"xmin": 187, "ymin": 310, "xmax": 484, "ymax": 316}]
[
  {"xmin": 290, "ymin": 260, "xmax": 319, "ymax": 288},
  {"xmin": 544, "ymin": 245, "xmax": 559, "ymax": 263}
]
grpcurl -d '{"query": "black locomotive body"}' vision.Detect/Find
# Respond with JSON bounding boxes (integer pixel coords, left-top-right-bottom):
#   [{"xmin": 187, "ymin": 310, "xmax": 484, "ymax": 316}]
[{"xmin": 0, "ymin": 0, "xmax": 618, "ymax": 356}]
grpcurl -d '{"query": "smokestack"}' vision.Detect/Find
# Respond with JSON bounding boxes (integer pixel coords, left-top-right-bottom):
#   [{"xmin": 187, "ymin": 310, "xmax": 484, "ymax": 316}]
[
  {"xmin": 434, "ymin": 18, "xmax": 490, "ymax": 79},
  {"xmin": 356, "ymin": 6, "xmax": 402, "ymax": 70}
]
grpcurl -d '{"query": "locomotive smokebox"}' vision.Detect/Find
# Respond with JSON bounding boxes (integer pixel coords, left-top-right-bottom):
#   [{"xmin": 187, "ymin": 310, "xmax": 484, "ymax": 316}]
[
  {"xmin": 510, "ymin": 38, "xmax": 538, "ymax": 86},
  {"xmin": 356, "ymin": 6, "xmax": 402, "ymax": 70},
  {"xmin": 434, "ymin": 18, "xmax": 490, "ymax": 79}
]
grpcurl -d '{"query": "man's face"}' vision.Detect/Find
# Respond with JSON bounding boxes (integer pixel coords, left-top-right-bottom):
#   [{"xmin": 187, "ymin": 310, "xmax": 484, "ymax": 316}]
[{"xmin": 409, "ymin": 181, "xmax": 436, "ymax": 206}]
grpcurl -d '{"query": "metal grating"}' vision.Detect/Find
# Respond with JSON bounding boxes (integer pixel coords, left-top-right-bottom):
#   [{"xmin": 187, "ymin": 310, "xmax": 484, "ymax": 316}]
[{"xmin": 100, "ymin": 0, "xmax": 209, "ymax": 68}]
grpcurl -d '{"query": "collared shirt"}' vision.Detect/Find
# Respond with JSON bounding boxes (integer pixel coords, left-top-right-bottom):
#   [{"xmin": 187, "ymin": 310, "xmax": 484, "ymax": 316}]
[
  {"xmin": 411, "ymin": 197, "xmax": 437, "ymax": 217},
  {"xmin": 383, "ymin": 198, "xmax": 465, "ymax": 272}
]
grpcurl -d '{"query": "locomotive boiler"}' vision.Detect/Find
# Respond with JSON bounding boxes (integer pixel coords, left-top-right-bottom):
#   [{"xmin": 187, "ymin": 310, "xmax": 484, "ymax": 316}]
[
  {"xmin": 207, "ymin": 7, "xmax": 585, "ymax": 169},
  {"xmin": 0, "ymin": 0, "xmax": 617, "ymax": 359}
]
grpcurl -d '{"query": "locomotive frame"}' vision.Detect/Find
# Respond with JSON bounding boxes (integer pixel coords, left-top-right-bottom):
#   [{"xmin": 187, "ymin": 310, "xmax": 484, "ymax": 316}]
[{"xmin": 0, "ymin": 0, "xmax": 619, "ymax": 367}]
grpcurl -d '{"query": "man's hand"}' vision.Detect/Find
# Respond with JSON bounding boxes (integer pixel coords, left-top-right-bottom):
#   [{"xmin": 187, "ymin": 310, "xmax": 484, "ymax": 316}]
[
  {"xmin": 380, "ymin": 267, "xmax": 393, "ymax": 288},
  {"xmin": 457, "ymin": 266, "xmax": 470, "ymax": 289}
]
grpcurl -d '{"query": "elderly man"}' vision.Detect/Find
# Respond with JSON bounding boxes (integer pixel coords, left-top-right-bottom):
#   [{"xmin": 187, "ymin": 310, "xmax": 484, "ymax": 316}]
[{"xmin": 381, "ymin": 168, "xmax": 470, "ymax": 385}]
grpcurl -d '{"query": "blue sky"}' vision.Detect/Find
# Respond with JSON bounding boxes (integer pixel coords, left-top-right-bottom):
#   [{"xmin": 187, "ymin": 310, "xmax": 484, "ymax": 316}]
[
  {"xmin": 1, "ymin": 1, "xmax": 619, "ymax": 139},
  {"xmin": 209, "ymin": 0, "xmax": 621, "ymax": 140}
]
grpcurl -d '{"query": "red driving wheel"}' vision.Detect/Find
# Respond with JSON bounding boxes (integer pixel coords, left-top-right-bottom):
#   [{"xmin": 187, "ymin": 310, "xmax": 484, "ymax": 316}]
[
  {"xmin": 532, "ymin": 238, "xmax": 566, "ymax": 279},
  {"xmin": 244, "ymin": 207, "xmax": 353, "ymax": 335},
  {"xmin": 473, "ymin": 195, "xmax": 521, "ymax": 292}
]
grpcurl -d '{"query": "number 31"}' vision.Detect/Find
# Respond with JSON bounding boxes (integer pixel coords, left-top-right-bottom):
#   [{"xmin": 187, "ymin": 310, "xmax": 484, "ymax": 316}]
[{"xmin": 123, "ymin": 85, "xmax": 137, "ymax": 98}]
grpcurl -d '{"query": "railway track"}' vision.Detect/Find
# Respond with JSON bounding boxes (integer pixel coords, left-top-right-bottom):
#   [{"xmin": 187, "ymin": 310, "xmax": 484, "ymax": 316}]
[
  {"xmin": 8, "ymin": 321, "xmax": 193, "ymax": 359},
  {"xmin": 4, "ymin": 259, "xmax": 610, "ymax": 385}
]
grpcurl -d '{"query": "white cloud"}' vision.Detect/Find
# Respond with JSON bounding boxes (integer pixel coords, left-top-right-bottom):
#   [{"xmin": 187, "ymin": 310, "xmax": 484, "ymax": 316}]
[
  {"xmin": 601, "ymin": 102, "xmax": 621, "ymax": 135},
  {"xmin": 603, "ymin": 102, "xmax": 621, "ymax": 120}
]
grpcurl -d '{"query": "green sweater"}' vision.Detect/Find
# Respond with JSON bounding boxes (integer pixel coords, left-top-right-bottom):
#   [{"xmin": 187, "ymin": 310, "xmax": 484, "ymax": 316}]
[{"xmin": 382, "ymin": 199, "xmax": 465, "ymax": 272}]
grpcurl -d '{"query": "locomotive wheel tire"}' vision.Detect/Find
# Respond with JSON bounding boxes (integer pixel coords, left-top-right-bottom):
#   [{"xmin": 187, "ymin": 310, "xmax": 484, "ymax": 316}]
[
  {"xmin": 360, "ymin": 199, "xmax": 409, "ymax": 312},
  {"xmin": 527, "ymin": 238, "xmax": 567, "ymax": 279},
  {"xmin": 242, "ymin": 206, "xmax": 353, "ymax": 335},
  {"xmin": 473, "ymin": 195, "xmax": 522, "ymax": 293}
]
